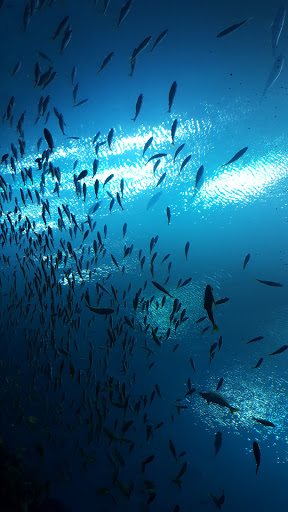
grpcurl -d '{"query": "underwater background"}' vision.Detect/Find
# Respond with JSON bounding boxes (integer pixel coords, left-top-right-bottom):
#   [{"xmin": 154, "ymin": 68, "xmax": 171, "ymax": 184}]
[{"xmin": 0, "ymin": 0, "xmax": 288, "ymax": 511}]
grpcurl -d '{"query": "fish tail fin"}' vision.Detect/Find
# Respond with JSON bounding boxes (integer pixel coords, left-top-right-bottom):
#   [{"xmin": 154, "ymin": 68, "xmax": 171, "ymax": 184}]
[
  {"xmin": 213, "ymin": 324, "xmax": 220, "ymax": 332},
  {"xmin": 230, "ymin": 407, "xmax": 240, "ymax": 414},
  {"xmin": 131, "ymin": 118, "xmax": 135, "ymax": 122}
]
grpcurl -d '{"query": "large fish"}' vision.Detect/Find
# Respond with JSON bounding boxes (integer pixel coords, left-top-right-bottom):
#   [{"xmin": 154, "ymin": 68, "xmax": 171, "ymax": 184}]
[{"xmin": 199, "ymin": 391, "xmax": 239, "ymax": 414}]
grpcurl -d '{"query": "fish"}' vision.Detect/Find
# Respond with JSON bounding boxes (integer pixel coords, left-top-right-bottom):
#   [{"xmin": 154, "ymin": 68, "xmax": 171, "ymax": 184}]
[
  {"xmin": 221, "ymin": 147, "xmax": 248, "ymax": 166},
  {"xmin": 190, "ymin": 357, "xmax": 196, "ymax": 372},
  {"xmin": 73, "ymin": 99, "xmax": 88, "ymax": 107},
  {"xmin": 217, "ymin": 18, "xmax": 252, "ymax": 38},
  {"xmin": 131, "ymin": 93, "xmax": 143, "ymax": 122},
  {"xmin": 150, "ymin": 29, "xmax": 168, "ymax": 52},
  {"xmin": 199, "ymin": 391, "xmax": 239, "ymax": 414},
  {"xmin": 107, "ymin": 128, "xmax": 114, "ymax": 150},
  {"xmin": 204, "ymin": 285, "xmax": 219, "ymax": 331},
  {"xmin": 247, "ymin": 336, "xmax": 264, "ymax": 344},
  {"xmin": 152, "ymin": 281, "xmax": 174, "ymax": 298},
  {"xmin": 215, "ymin": 298, "xmax": 229, "ymax": 305},
  {"xmin": 184, "ymin": 242, "xmax": 190, "ymax": 260},
  {"xmin": 214, "ymin": 431, "xmax": 222, "ymax": 455},
  {"xmin": 174, "ymin": 143, "xmax": 185, "ymax": 162},
  {"xmin": 166, "ymin": 206, "xmax": 171, "ymax": 225},
  {"xmin": 255, "ymin": 278, "xmax": 283, "ymax": 287},
  {"xmin": 271, "ymin": 6, "xmax": 286, "ymax": 56},
  {"xmin": 209, "ymin": 490, "xmax": 225, "ymax": 510},
  {"xmin": 146, "ymin": 153, "xmax": 167, "ymax": 164},
  {"xmin": 179, "ymin": 277, "xmax": 192, "ymax": 288},
  {"xmin": 251, "ymin": 357, "xmax": 263, "ymax": 369},
  {"xmin": 146, "ymin": 192, "xmax": 163, "ymax": 211},
  {"xmin": 131, "ymin": 36, "xmax": 152, "ymax": 59},
  {"xmin": 195, "ymin": 165, "xmax": 204, "ymax": 190},
  {"xmin": 155, "ymin": 172, "xmax": 166, "ymax": 188},
  {"xmin": 117, "ymin": 0, "xmax": 133, "ymax": 29},
  {"xmin": 76, "ymin": 170, "xmax": 88, "ymax": 181},
  {"xmin": 168, "ymin": 81, "xmax": 177, "ymax": 113},
  {"xmin": 44, "ymin": 128, "xmax": 54, "ymax": 152},
  {"xmin": 195, "ymin": 316, "xmax": 206, "ymax": 324},
  {"xmin": 171, "ymin": 119, "xmax": 177, "ymax": 145},
  {"xmin": 253, "ymin": 441, "xmax": 260, "ymax": 474},
  {"xmin": 60, "ymin": 26, "xmax": 72, "ymax": 55},
  {"xmin": 97, "ymin": 52, "xmax": 114, "ymax": 73},
  {"xmin": 103, "ymin": 174, "xmax": 114, "ymax": 188},
  {"xmin": 252, "ymin": 417, "xmax": 275, "ymax": 428},
  {"xmin": 262, "ymin": 55, "xmax": 284, "ymax": 98},
  {"xmin": 52, "ymin": 15, "xmax": 69, "ymax": 40},
  {"xmin": 169, "ymin": 440, "xmax": 178, "ymax": 462},
  {"xmin": 179, "ymin": 154, "xmax": 191, "ymax": 174},
  {"xmin": 143, "ymin": 136, "xmax": 153, "ymax": 157},
  {"xmin": 11, "ymin": 60, "xmax": 22, "ymax": 77},
  {"xmin": 141, "ymin": 455, "xmax": 154, "ymax": 473},
  {"xmin": 243, "ymin": 253, "xmax": 250, "ymax": 270},
  {"xmin": 268, "ymin": 345, "xmax": 288, "ymax": 356},
  {"xmin": 216, "ymin": 377, "xmax": 223, "ymax": 391},
  {"xmin": 86, "ymin": 304, "xmax": 114, "ymax": 315}
]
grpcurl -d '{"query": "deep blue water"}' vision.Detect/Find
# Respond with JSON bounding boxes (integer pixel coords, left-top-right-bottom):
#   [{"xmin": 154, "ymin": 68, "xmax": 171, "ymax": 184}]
[{"xmin": 0, "ymin": 0, "xmax": 288, "ymax": 511}]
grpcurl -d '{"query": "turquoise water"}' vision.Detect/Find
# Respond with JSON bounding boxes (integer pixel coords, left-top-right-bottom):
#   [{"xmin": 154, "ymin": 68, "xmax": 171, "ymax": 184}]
[{"xmin": 0, "ymin": 1, "xmax": 288, "ymax": 511}]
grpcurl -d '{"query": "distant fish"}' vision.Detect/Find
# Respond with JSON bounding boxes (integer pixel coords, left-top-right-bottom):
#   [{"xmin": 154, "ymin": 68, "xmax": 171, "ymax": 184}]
[
  {"xmin": 217, "ymin": 18, "xmax": 252, "ymax": 38},
  {"xmin": 221, "ymin": 147, "xmax": 248, "ymax": 166},
  {"xmin": 214, "ymin": 431, "xmax": 222, "ymax": 455},
  {"xmin": 166, "ymin": 206, "xmax": 171, "ymax": 225},
  {"xmin": 171, "ymin": 119, "xmax": 177, "ymax": 145},
  {"xmin": 44, "ymin": 128, "xmax": 54, "ymax": 152},
  {"xmin": 131, "ymin": 93, "xmax": 143, "ymax": 122},
  {"xmin": 243, "ymin": 253, "xmax": 250, "ymax": 270},
  {"xmin": 268, "ymin": 345, "xmax": 288, "ymax": 356},
  {"xmin": 97, "ymin": 52, "xmax": 114, "ymax": 73},
  {"xmin": 255, "ymin": 278, "xmax": 283, "ymax": 287},
  {"xmin": 131, "ymin": 36, "xmax": 152, "ymax": 59},
  {"xmin": 253, "ymin": 441, "xmax": 260, "ymax": 474},
  {"xmin": 103, "ymin": 173, "xmax": 114, "ymax": 188},
  {"xmin": 271, "ymin": 6, "xmax": 286, "ymax": 56},
  {"xmin": 251, "ymin": 357, "xmax": 263, "ymax": 369},
  {"xmin": 146, "ymin": 153, "xmax": 167, "ymax": 164},
  {"xmin": 204, "ymin": 285, "xmax": 219, "ymax": 332},
  {"xmin": 215, "ymin": 298, "xmax": 229, "ymax": 305},
  {"xmin": 168, "ymin": 81, "xmax": 177, "ymax": 113},
  {"xmin": 179, "ymin": 154, "xmax": 191, "ymax": 174},
  {"xmin": 73, "ymin": 99, "xmax": 88, "ymax": 107},
  {"xmin": 216, "ymin": 377, "xmax": 224, "ymax": 391},
  {"xmin": 150, "ymin": 29, "xmax": 168, "ymax": 52},
  {"xmin": 117, "ymin": 0, "xmax": 133, "ymax": 29},
  {"xmin": 195, "ymin": 165, "xmax": 204, "ymax": 190},
  {"xmin": 143, "ymin": 136, "xmax": 153, "ymax": 157},
  {"xmin": 155, "ymin": 172, "xmax": 166, "ymax": 188},
  {"xmin": 252, "ymin": 417, "xmax": 275, "ymax": 428},
  {"xmin": 152, "ymin": 280, "xmax": 174, "ymax": 298},
  {"xmin": 76, "ymin": 170, "xmax": 87, "ymax": 181},
  {"xmin": 247, "ymin": 336, "xmax": 264, "ymax": 344},
  {"xmin": 107, "ymin": 128, "xmax": 114, "ymax": 150},
  {"xmin": 11, "ymin": 60, "xmax": 22, "ymax": 77},
  {"xmin": 173, "ymin": 143, "xmax": 185, "ymax": 162},
  {"xmin": 184, "ymin": 242, "xmax": 190, "ymax": 260},
  {"xmin": 146, "ymin": 191, "xmax": 163, "ymax": 211},
  {"xmin": 262, "ymin": 55, "xmax": 284, "ymax": 98},
  {"xmin": 86, "ymin": 304, "xmax": 114, "ymax": 315},
  {"xmin": 209, "ymin": 490, "xmax": 225, "ymax": 510}
]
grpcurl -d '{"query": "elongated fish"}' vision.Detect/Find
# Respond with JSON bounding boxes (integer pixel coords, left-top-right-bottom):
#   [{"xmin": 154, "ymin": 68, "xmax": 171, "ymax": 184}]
[
  {"xmin": 262, "ymin": 54, "xmax": 284, "ymax": 98},
  {"xmin": 152, "ymin": 281, "xmax": 174, "ymax": 298},
  {"xmin": 253, "ymin": 441, "xmax": 260, "ymax": 474},
  {"xmin": 97, "ymin": 52, "xmax": 114, "ymax": 73},
  {"xmin": 255, "ymin": 278, "xmax": 283, "ymax": 287},
  {"xmin": 146, "ymin": 191, "xmax": 162, "ymax": 211},
  {"xmin": 86, "ymin": 304, "xmax": 114, "ymax": 315},
  {"xmin": 268, "ymin": 344, "xmax": 288, "ymax": 356},
  {"xmin": 117, "ymin": 0, "xmax": 133, "ymax": 29},
  {"xmin": 168, "ymin": 81, "xmax": 177, "ymax": 113},
  {"xmin": 199, "ymin": 391, "xmax": 239, "ymax": 414},
  {"xmin": 131, "ymin": 93, "xmax": 143, "ymax": 121},
  {"xmin": 221, "ymin": 147, "xmax": 248, "ymax": 166},
  {"xmin": 217, "ymin": 18, "xmax": 252, "ymax": 38},
  {"xmin": 195, "ymin": 165, "xmax": 204, "ymax": 190},
  {"xmin": 151, "ymin": 29, "xmax": 168, "ymax": 52},
  {"xmin": 252, "ymin": 417, "xmax": 275, "ymax": 428},
  {"xmin": 271, "ymin": 5, "xmax": 286, "ymax": 56},
  {"xmin": 243, "ymin": 253, "xmax": 250, "ymax": 270}
]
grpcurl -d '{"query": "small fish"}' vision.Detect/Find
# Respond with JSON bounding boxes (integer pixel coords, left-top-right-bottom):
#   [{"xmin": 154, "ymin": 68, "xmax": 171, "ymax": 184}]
[
  {"xmin": 184, "ymin": 242, "xmax": 190, "ymax": 260},
  {"xmin": 251, "ymin": 357, "xmax": 263, "ymax": 369},
  {"xmin": 103, "ymin": 174, "xmax": 114, "ymax": 188},
  {"xmin": 52, "ymin": 15, "xmax": 69, "ymax": 40},
  {"xmin": 151, "ymin": 29, "xmax": 168, "ymax": 52},
  {"xmin": 195, "ymin": 165, "xmax": 204, "ymax": 190},
  {"xmin": 204, "ymin": 285, "xmax": 219, "ymax": 332},
  {"xmin": 174, "ymin": 143, "xmax": 185, "ymax": 162},
  {"xmin": 143, "ymin": 136, "xmax": 153, "ymax": 157},
  {"xmin": 146, "ymin": 153, "xmax": 167, "ymax": 164},
  {"xmin": 73, "ymin": 99, "xmax": 88, "ymax": 107},
  {"xmin": 168, "ymin": 81, "xmax": 177, "ymax": 113},
  {"xmin": 252, "ymin": 417, "xmax": 275, "ymax": 428},
  {"xmin": 190, "ymin": 357, "xmax": 195, "ymax": 372},
  {"xmin": 209, "ymin": 490, "xmax": 225, "ymax": 510},
  {"xmin": 155, "ymin": 172, "xmax": 166, "ymax": 188},
  {"xmin": 86, "ymin": 304, "xmax": 114, "ymax": 315},
  {"xmin": 271, "ymin": 6, "xmax": 286, "ymax": 56},
  {"xmin": 195, "ymin": 316, "xmax": 206, "ymax": 324},
  {"xmin": 262, "ymin": 54, "xmax": 284, "ymax": 98},
  {"xmin": 117, "ymin": 0, "xmax": 133, "ymax": 29},
  {"xmin": 215, "ymin": 298, "xmax": 229, "ymax": 305},
  {"xmin": 243, "ymin": 253, "xmax": 250, "ymax": 270},
  {"xmin": 247, "ymin": 336, "xmax": 264, "ymax": 344},
  {"xmin": 107, "ymin": 128, "xmax": 114, "ymax": 150},
  {"xmin": 268, "ymin": 345, "xmax": 288, "ymax": 356},
  {"xmin": 169, "ymin": 440, "xmax": 178, "ymax": 462},
  {"xmin": 166, "ymin": 206, "xmax": 171, "ymax": 225},
  {"xmin": 171, "ymin": 119, "xmax": 177, "ymax": 145},
  {"xmin": 97, "ymin": 52, "xmax": 114, "ymax": 73},
  {"xmin": 253, "ymin": 441, "xmax": 260, "ymax": 474},
  {"xmin": 131, "ymin": 93, "xmax": 143, "ymax": 122},
  {"xmin": 132, "ymin": 36, "xmax": 152, "ymax": 59},
  {"xmin": 76, "ymin": 170, "xmax": 88, "ymax": 181},
  {"xmin": 44, "ymin": 128, "xmax": 54, "ymax": 152},
  {"xmin": 216, "ymin": 377, "xmax": 223, "ymax": 391},
  {"xmin": 221, "ymin": 147, "xmax": 248, "ymax": 166},
  {"xmin": 214, "ymin": 431, "xmax": 222, "ymax": 455},
  {"xmin": 255, "ymin": 278, "xmax": 283, "ymax": 287},
  {"xmin": 146, "ymin": 192, "xmax": 162, "ymax": 211},
  {"xmin": 152, "ymin": 281, "xmax": 174, "ymax": 298},
  {"xmin": 179, "ymin": 154, "xmax": 191, "ymax": 174},
  {"xmin": 217, "ymin": 18, "xmax": 252, "ymax": 38},
  {"xmin": 11, "ymin": 60, "xmax": 22, "ymax": 77}
]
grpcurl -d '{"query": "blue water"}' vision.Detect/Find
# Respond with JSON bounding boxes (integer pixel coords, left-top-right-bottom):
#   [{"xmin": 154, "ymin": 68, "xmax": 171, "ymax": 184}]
[{"xmin": 0, "ymin": 1, "xmax": 288, "ymax": 511}]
